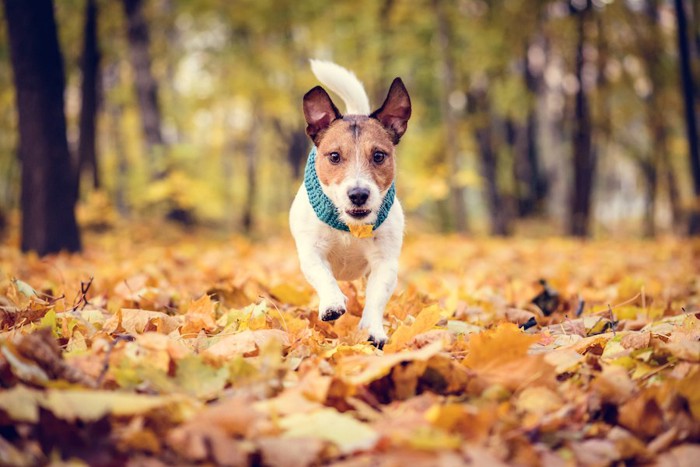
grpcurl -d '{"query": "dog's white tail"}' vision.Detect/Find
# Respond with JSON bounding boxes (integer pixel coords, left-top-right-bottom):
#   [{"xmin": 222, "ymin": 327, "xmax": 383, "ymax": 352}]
[{"xmin": 309, "ymin": 59, "xmax": 371, "ymax": 115}]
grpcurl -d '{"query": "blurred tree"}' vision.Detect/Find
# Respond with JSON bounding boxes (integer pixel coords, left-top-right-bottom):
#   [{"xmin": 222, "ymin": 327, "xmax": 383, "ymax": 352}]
[
  {"xmin": 627, "ymin": 0, "xmax": 679, "ymax": 236},
  {"xmin": 78, "ymin": 0, "xmax": 101, "ymax": 191},
  {"xmin": 674, "ymin": 0, "xmax": 700, "ymax": 234},
  {"xmin": 2, "ymin": 0, "xmax": 81, "ymax": 254},
  {"xmin": 433, "ymin": 0, "xmax": 468, "ymax": 233},
  {"xmin": 569, "ymin": 0, "xmax": 596, "ymax": 237},
  {"xmin": 123, "ymin": 0, "xmax": 165, "ymax": 177},
  {"xmin": 512, "ymin": 38, "xmax": 548, "ymax": 218},
  {"xmin": 469, "ymin": 87, "xmax": 512, "ymax": 236}
]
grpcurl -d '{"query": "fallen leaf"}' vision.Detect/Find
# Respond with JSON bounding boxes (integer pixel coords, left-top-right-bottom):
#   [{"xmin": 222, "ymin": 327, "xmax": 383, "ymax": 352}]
[
  {"xmin": 463, "ymin": 323, "xmax": 539, "ymax": 369},
  {"xmin": 204, "ymin": 329, "xmax": 289, "ymax": 360},
  {"xmin": 348, "ymin": 224, "xmax": 374, "ymax": 239},
  {"xmin": 336, "ymin": 340, "xmax": 444, "ymax": 387},
  {"xmin": 279, "ymin": 408, "xmax": 379, "ymax": 454},
  {"xmin": 385, "ymin": 304, "xmax": 443, "ymax": 352}
]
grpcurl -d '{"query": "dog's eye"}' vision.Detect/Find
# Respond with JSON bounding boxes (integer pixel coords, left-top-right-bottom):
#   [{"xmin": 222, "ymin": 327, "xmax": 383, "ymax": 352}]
[
  {"xmin": 373, "ymin": 151, "xmax": 386, "ymax": 164},
  {"xmin": 328, "ymin": 152, "xmax": 342, "ymax": 164}
]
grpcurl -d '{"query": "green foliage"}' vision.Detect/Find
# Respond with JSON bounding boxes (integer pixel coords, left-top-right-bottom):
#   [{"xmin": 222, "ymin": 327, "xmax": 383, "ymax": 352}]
[{"xmin": 0, "ymin": 0, "xmax": 694, "ymax": 235}]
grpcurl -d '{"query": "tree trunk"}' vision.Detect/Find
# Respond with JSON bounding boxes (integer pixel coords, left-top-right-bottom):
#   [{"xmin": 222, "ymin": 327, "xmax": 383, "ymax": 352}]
[
  {"xmin": 664, "ymin": 156, "xmax": 683, "ymax": 228},
  {"xmin": 287, "ymin": 128, "xmax": 309, "ymax": 180},
  {"xmin": 674, "ymin": 0, "xmax": 700, "ymax": 234},
  {"xmin": 512, "ymin": 42, "xmax": 547, "ymax": 218},
  {"xmin": 375, "ymin": 0, "xmax": 396, "ymax": 105},
  {"xmin": 78, "ymin": 0, "xmax": 101, "ymax": 191},
  {"xmin": 103, "ymin": 63, "xmax": 129, "ymax": 216},
  {"xmin": 3, "ymin": 0, "xmax": 81, "ymax": 255},
  {"xmin": 473, "ymin": 92, "xmax": 511, "ymax": 236},
  {"xmin": 122, "ymin": 0, "xmax": 165, "ymax": 176},
  {"xmin": 434, "ymin": 0, "xmax": 468, "ymax": 233},
  {"xmin": 568, "ymin": 3, "xmax": 596, "ymax": 237},
  {"xmin": 242, "ymin": 120, "xmax": 261, "ymax": 234}
]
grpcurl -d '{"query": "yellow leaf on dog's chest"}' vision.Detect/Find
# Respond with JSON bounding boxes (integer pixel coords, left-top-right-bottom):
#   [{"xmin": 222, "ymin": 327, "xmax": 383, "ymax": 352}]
[{"xmin": 349, "ymin": 224, "xmax": 374, "ymax": 239}]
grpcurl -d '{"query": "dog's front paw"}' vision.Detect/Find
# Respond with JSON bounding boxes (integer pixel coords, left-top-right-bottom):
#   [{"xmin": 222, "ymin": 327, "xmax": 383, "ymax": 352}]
[
  {"xmin": 320, "ymin": 306, "xmax": 346, "ymax": 321},
  {"xmin": 368, "ymin": 332, "xmax": 387, "ymax": 350},
  {"xmin": 359, "ymin": 316, "xmax": 387, "ymax": 350},
  {"xmin": 319, "ymin": 294, "xmax": 347, "ymax": 321}
]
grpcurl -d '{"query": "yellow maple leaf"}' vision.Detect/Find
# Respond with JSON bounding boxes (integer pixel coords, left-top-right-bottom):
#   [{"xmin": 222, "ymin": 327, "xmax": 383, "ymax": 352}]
[
  {"xmin": 384, "ymin": 304, "xmax": 443, "ymax": 352},
  {"xmin": 348, "ymin": 224, "xmax": 374, "ymax": 239},
  {"xmin": 463, "ymin": 322, "xmax": 538, "ymax": 369}
]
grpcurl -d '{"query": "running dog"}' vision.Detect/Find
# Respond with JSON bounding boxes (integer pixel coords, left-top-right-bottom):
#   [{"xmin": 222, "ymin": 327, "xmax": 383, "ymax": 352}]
[{"xmin": 289, "ymin": 60, "xmax": 411, "ymax": 348}]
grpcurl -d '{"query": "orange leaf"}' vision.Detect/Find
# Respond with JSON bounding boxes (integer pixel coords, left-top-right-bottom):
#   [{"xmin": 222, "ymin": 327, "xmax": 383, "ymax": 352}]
[
  {"xmin": 181, "ymin": 295, "xmax": 218, "ymax": 336},
  {"xmin": 348, "ymin": 224, "xmax": 374, "ymax": 239},
  {"xmin": 463, "ymin": 322, "xmax": 538, "ymax": 369},
  {"xmin": 385, "ymin": 305, "xmax": 443, "ymax": 353}
]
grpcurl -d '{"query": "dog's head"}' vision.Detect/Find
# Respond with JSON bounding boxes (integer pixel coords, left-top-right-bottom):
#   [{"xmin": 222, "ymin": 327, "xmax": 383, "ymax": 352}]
[{"xmin": 303, "ymin": 79, "xmax": 411, "ymax": 226}]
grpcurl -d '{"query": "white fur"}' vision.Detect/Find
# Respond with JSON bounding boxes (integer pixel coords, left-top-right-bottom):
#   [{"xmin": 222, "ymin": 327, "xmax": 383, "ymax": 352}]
[
  {"xmin": 309, "ymin": 59, "xmax": 371, "ymax": 115},
  {"xmin": 290, "ymin": 62, "xmax": 405, "ymax": 346}
]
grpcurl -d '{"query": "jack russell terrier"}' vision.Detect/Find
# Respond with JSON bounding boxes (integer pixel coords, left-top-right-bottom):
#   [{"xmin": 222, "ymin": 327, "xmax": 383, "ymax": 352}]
[{"xmin": 289, "ymin": 60, "xmax": 411, "ymax": 349}]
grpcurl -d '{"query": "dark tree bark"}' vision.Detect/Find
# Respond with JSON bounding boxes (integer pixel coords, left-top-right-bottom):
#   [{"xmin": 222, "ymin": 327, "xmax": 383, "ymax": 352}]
[
  {"xmin": 78, "ymin": 0, "xmax": 101, "ymax": 190},
  {"xmin": 674, "ymin": 0, "xmax": 700, "ymax": 234},
  {"xmin": 474, "ymin": 94, "xmax": 511, "ymax": 236},
  {"xmin": 511, "ymin": 42, "xmax": 547, "ymax": 218},
  {"xmin": 375, "ymin": 0, "xmax": 396, "ymax": 106},
  {"xmin": 568, "ymin": 2, "xmax": 596, "ymax": 237},
  {"xmin": 242, "ymin": 119, "xmax": 261, "ymax": 234},
  {"xmin": 629, "ymin": 0, "xmax": 676, "ymax": 236},
  {"xmin": 103, "ymin": 63, "xmax": 130, "ymax": 216},
  {"xmin": 287, "ymin": 128, "xmax": 309, "ymax": 180},
  {"xmin": 434, "ymin": 0, "xmax": 468, "ymax": 232},
  {"xmin": 123, "ymin": 0, "xmax": 165, "ymax": 175},
  {"xmin": 3, "ymin": 0, "xmax": 81, "ymax": 255}
]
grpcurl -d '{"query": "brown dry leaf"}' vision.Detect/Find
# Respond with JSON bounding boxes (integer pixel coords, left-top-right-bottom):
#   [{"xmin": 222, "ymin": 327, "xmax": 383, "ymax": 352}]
[
  {"xmin": 620, "ymin": 331, "xmax": 651, "ymax": 350},
  {"xmin": 461, "ymin": 323, "xmax": 555, "ymax": 390},
  {"xmin": 269, "ymin": 283, "xmax": 312, "ymax": 307},
  {"xmin": 384, "ymin": 304, "xmax": 443, "ymax": 352},
  {"xmin": 167, "ymin": 395, "xmax": 265, "ymax": 462},
  {"xmin": 279, "ymin": 408, "xmax": 379, "ymax": 454},
  {"xmin": 673, "ymin": 369, "xmax": 700, "ymax": 420},
  {"xmin": 655, "ymin": 444, "xmax": 700, "ymax": 467},
  {"xmin": 104, "ymin": 308, "xmax": 181, "ymax": 335},
  {"xmin": 5, "ymin": 328, "xmax": 96, "ymax": 387},
  {"xmin": 618, "ymin": 389, "xmax": 665, "ymax": 439},
  {"xmin": 570, "ymin": 439, "xmax": 621, "ymax": 465},
  {"xmin": 504, "ymin": 308, "xmax": 538, "ymax": 327},
  {"xmin": 257, "ymin": 437, "xmax": 327, "ymax": 467},
  {"xmin": 336, "ymin": 340, "xmax": 443, "ymax": 387},
  {"xmin": 2, "ymin": 227, "xmax": 700, "ymax": 465},
  {"xmin": 515, "ymin": 386, "xmax": 563, "ymax": 417},
  {"xmin": 0, "ymin": 385, "xmax": 188, "ymax": 423},
  {"xmin": 180, "ymin": 294, "xmax": 218, "ymax": 336},
  {"xmin": 204, "ymin": 329, "xmax": 289, "ymax": 360},
  {"xmin": 463, "ymin": 322, "xmax": 539, "ymax": 369},
  {"xmin": 661, "ymin": 324, "xmax": 700, "ymax": 362},
  {"xmin": 592, "ymin": 364, "xmax": 636, "ymax": 404}
]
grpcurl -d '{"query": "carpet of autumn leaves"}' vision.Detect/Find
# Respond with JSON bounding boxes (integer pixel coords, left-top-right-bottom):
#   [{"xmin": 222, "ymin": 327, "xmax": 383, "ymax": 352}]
[{"xmin": 0, "ymin": 223, "xmax": 699, "ymax": 466}]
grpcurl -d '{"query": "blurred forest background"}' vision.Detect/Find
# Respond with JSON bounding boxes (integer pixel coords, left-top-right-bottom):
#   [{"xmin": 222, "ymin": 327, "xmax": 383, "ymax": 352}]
[{"xmin": 0, "ymin": 0, "xmax": 699, "ymax": 255}]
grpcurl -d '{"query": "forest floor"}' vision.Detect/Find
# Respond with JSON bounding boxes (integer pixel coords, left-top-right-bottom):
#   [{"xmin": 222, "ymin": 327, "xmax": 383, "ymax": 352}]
[{"xmin": 0, "ymin": 223, "xmax": 698, "ymax": 466}]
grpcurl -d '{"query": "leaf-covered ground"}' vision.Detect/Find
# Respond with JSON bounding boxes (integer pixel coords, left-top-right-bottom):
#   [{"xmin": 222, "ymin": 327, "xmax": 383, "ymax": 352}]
[{"xmin": 0, "ymin": 225, "xmax": 698, "ymax": 466}]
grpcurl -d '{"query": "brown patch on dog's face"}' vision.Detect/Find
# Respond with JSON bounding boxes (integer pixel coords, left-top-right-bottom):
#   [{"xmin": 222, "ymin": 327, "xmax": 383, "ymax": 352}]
[
  {"xmin": 302, "ymin": 78, "xmax": 410, "ymax": 224},
  {"xmin": 315, "ymin": 116, "xmax": 396, "ymax": 192}
]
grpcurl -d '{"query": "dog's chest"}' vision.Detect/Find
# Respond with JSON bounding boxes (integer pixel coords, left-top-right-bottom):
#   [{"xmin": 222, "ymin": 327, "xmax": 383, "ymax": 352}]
[{"xmin": 325, "ymin": 233, "xmax": 372, "ymax": 281}]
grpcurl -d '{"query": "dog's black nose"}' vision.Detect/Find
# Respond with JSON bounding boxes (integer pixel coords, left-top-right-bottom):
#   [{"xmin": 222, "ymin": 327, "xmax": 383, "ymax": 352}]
[{"xmin": 348, "ymin": 187, "xmax": 370, "ymax": 206}]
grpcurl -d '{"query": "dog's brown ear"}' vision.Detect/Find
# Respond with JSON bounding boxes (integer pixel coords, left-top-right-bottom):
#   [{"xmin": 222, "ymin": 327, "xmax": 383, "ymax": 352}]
[
  {"xmin": 303, "ymin": 86, "xmax": 342, "ymax": 144},
  {"xmin": 370, "ymin": 78, "xmax": 411, "ymax": 144}
]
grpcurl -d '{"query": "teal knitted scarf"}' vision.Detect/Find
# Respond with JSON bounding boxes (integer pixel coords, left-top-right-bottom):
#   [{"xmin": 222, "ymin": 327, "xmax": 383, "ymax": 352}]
[{"xmin": 304, "ymin": 146, "xmax": 395, "ymax": 234}]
